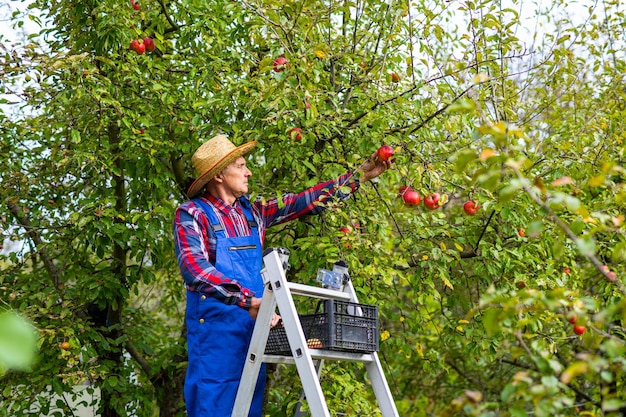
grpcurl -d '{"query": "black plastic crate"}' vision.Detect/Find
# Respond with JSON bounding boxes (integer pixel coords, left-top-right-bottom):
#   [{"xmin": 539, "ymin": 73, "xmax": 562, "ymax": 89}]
[{"xmin": 265, "ymin": 300, "xmax": 378, "ymax": 355}]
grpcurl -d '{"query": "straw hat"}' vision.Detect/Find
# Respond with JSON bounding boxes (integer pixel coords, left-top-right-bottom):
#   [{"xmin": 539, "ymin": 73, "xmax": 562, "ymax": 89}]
[{"xmin": 187, "ymin": 135, "xmax": 257, "ymax": 197}]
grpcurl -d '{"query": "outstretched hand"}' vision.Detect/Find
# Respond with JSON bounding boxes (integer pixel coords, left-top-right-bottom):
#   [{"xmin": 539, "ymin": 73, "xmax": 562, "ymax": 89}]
[{"xmin": 357, "ymin": 151, "xmax": 393, "ymax": 182}]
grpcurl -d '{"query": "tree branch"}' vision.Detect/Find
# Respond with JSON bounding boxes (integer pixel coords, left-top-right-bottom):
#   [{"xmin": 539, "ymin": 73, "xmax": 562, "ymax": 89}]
[
  {"xmin": 6, "ymin": 199, "xmax": 64, "ymax": 289},
  {"xmin": 156, "ymin": 0, "xmax": 180, "ymax": 32},
  {"xmin": 125, "ymin": 340, "xmax": 152, "ymax": 377}
]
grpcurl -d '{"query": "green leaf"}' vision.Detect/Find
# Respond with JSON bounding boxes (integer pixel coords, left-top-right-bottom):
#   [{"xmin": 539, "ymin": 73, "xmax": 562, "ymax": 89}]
[
  {"xmin": 602, "ymin": 399, "xmax": 626, "ymax": 412},
  {"xmin": 612, "ymin": 241, "xmax": 626, "ymax": 262},
  {"xmin": 482, "ymin": 308, "xmax": 502, "ymax": 336},
  {"xmin": 0, "ymin": 311, "xmax": 38, "ymax": 374}
]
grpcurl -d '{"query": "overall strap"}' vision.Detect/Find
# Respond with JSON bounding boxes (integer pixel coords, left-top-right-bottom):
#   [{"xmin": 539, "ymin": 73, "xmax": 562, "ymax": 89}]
[
  {"xmin": 192, "ymin": 197, "xmax": 227, "ymax": 239},
  {"xmin": 237, "ymin": 196, "xmax": 260, "ymax": 237}
]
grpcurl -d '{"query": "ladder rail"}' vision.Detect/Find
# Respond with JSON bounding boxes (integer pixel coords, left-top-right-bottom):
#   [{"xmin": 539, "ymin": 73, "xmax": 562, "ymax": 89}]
[
  {"xmin": 231, "ymin": 279, "xmax": 277, "ymax": 416},
  {"xmin": 339, "ymin": 275, "xmax": 400, "ymax": 417},
  {"xmin": 266, "ymin": 250, "xmax": 332, "ymax": 417}
]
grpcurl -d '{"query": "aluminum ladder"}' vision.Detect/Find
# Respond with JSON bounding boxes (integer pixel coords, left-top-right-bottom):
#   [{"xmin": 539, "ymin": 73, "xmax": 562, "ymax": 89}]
[{"xmin": 232, "ymin": 247, "xmax": 399, "ymax": 417}]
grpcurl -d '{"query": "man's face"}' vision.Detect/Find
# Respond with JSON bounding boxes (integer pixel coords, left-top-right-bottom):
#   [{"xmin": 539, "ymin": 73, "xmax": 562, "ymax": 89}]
[{"xmin": 220, "ymin": 156, "xmax": 252, "ymax": 197}]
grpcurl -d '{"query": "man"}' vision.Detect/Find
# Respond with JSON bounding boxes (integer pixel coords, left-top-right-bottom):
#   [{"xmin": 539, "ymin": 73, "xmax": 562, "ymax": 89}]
[{"xmin": 173, "ymin": 134, "xmax": 391, "ymax": 417}]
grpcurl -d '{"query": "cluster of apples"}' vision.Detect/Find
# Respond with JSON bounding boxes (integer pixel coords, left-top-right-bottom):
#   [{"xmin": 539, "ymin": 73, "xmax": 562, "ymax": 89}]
[
  {"xmin": 601, "ymin": 264, "xmax": 617, "ymax": 282},
  {"xmin": 376, "ymin": 145, "xmax": 442, "ymax": 209},
  {"xmin": 398, "ymin": 187, "xmax": 443, "ymax": 210},
  {"xmin": 377, "ymin": 144, "xmax": 482, "ymax": 215},
  {"xmin": 567, "ymin": 313, "xmax": 586, "ymax": 335},
  {"xmin": 128, "ymin": 1, "xmax": 156, "ymax": 55},
  {"xmin": 129, "ymin": 37, "xmax": 155, "ymax": 55},
  {"xmin": 396, "ymin": 186, "xmax": 433, "ymax": 208}
]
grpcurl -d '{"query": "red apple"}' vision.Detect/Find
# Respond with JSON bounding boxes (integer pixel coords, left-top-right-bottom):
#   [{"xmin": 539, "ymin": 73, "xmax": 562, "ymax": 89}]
[
  {"xmin": 131, "ymin": 0, "xmax": 140, "ymax": 10},
  {"xmin": 135, "ymin": 42, "xmax": 145, "ymax": 55},
  {"xmin": 424, "ymin": 193, "xmax": 440, "ymax": 210},
  {"xmin": 402, "ymin": 190, "xmax": 421, "ymax": 206},
  {"xmin": 518, "ymin": 228, "xmax": 525, "ymax": 237},
  {"xmin": 567, "ymin": 313, "xmax": 577, "ymax": 324},
  {"xmin": 340, "ymin": 227, "xmax": 350, "ymax": 235},
  {"xmin": 391, "ymin": 73, "xmax": 401, "ymax": 83},
  {"xmin": 463, "ymin": 200, "xmax": 480, "ymax": 215},
  {"xmin": 273, "ymin": 56, "xmax": 288, "ymax": 72},
  {"xmin": 143, "ymin": 37, "xmax": 155, "ymax": 52},
  {"xmin": 377, "ymin": 145, "xmax": 394, "ymax": 161},
  {"xmin": 573, "ymin": 325, "xmax": 585, "ymax": 335},
  {"xmin": 289, "ymin": 127, "xmax": 303, "ymax": 141},
  {"xmin": 130, "ymin": 39, "xmax": 140, "ymax": 52},
  {"xmin": 564, "ymin": 267, "xmax": 571, "ymax": 274}
]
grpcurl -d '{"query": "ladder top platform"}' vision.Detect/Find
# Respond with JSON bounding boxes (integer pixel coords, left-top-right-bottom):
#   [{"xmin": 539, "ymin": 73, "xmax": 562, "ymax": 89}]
[{"xmin": 285, "ymin": 282, "xmax": 352, "ymax": 301}]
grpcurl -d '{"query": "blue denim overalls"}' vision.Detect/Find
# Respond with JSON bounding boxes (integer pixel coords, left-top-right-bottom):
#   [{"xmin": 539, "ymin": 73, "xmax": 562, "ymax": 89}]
[{"xmin": 184, "ymin": 196, "xmax": 266, "ymax": 417}]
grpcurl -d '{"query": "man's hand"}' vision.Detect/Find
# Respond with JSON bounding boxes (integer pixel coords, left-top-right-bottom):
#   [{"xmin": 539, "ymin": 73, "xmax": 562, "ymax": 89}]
[
  {"xmin": 248, "ymin": 297, "xmax": 281, "ymax": 327},
  {"xmin": 357, "ymin": 151, "xmax": 393, "ymax": 182}
]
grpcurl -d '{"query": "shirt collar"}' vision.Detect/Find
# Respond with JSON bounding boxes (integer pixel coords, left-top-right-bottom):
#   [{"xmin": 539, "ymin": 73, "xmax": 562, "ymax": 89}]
[
  {"xmin": 205, "ymin": 193, "xmax": 235, "ymax": 216},
  {"xmin": 205, "ymin": 193, "xmax": 250, "ymax": 215}
]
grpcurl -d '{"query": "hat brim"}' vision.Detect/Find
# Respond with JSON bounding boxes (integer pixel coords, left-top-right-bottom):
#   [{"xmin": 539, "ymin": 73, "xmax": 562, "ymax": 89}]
[{"xmin": 187, "ymin": 141, "xmax": 257, "ymax": 198}]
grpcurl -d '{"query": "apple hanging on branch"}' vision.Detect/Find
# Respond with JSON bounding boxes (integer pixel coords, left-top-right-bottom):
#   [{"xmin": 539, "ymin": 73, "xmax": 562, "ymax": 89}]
[
  {"xmin": 423, "ymin": 193, "xmax": 441, "ymax": 210},
  {"xmin": 143, "ymin": 37, "xmax": 156, "ymax": 52},
  {"xmin": 398, "ymin": 186, "xmax": 420, "ymax": 206},
  {"xmin": 273, "ymin": 56, "xmax": 288, "ymax": 72},
  {"xmin": 288, "ymin": 127, "xmax": 303, "ymax": 142},
  {"xmin": 463, "ymin": 200, "xmax": 480, "ymax": 215}
]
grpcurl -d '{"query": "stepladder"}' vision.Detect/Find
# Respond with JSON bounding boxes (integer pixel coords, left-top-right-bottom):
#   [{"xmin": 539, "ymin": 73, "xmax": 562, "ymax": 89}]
[{"xmin": 232, "ymin": 247, "xmax": 399, "ymax": 417}]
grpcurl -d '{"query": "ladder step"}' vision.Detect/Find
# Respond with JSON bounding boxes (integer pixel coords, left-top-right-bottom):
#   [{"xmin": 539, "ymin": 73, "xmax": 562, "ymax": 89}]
[
  {"xmin": 263, "ymin": 351, "xmax": 374, "ymax": 364},
  {"xmin": 287, "ymin": 282, "xmax": 352, "ymax": 300}
]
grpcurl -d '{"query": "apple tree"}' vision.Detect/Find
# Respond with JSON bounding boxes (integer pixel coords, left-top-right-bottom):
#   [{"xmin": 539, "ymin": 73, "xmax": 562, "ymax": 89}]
[{"xmin": 1, "ymin": 0, "xmax": 625, "ymax": 416}]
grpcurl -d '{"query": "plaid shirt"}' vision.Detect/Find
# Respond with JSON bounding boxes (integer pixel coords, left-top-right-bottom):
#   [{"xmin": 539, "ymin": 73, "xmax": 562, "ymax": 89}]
[{"xmin": 173, "ymin": 172, "xmax": 360, "ymax": 309}]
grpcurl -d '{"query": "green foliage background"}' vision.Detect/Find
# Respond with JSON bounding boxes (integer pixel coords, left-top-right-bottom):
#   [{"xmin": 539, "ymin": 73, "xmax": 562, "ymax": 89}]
[{"xmin": 1, "ymin": 0, "xmax": 625, "ymax": 416}]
